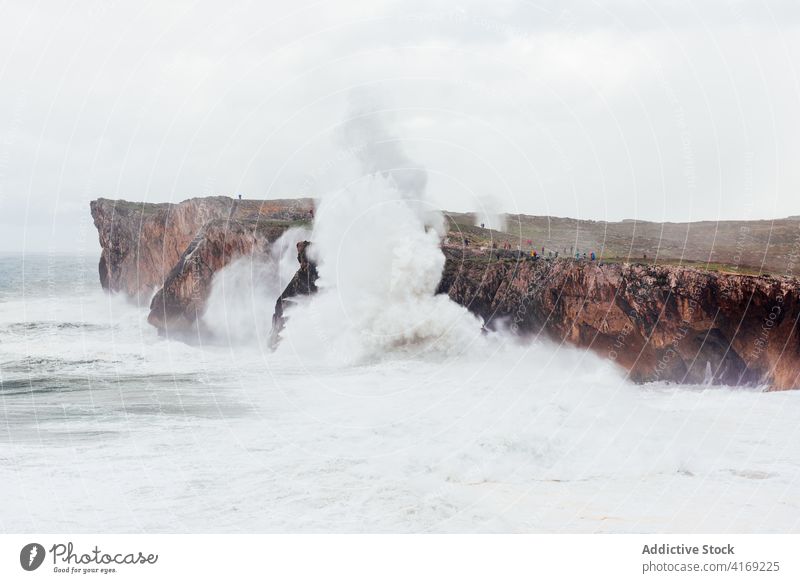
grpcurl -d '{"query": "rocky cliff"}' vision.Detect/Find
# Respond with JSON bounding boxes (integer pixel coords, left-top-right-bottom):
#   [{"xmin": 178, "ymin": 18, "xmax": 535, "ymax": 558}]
[
  {"xmin": 436, "ymin": 248, "xmax": 800, "ymax": 390},
  {"xmin": 90, "ymin": 196, "xmax": 313, "ymax": 301},
  {"xmin": 269, "ymin": 246, "xmax": 800, "ymax": 390},
  {"xmin": 91, "ymin": 197, "xmax": 800, "ymax": 389}
]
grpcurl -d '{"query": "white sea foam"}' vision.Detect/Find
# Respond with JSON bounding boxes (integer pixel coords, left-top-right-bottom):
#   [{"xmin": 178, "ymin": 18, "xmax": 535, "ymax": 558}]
[
  {"xmin": 1, "ymin": 282, "xmax": 798, "ymax": 533},
  {"xmin": 278, "ymin": 175, "xmax": 484, "ymax": 364},
  {"xmin": 277, "ymin": 102, "xmax": 486, "ymax": 364}
]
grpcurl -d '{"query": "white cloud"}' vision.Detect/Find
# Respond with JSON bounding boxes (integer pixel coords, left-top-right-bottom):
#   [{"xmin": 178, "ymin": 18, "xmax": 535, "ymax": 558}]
[{"xmin": 1, "ymin": 0, "xmax": 799, "ymax": 251}]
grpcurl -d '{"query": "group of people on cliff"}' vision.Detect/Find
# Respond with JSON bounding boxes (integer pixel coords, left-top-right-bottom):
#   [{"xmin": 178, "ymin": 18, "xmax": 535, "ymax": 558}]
[
  {"xmin": 457, "ymin": 227, "xmax": 601, "ymax": 262},
  {"xmin": 484, "ymin": 240, "xmax": 598, "ymax": 262}
]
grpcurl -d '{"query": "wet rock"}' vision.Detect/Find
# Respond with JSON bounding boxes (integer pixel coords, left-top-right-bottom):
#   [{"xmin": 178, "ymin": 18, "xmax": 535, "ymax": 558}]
[{"xmin": 438, "ymin": 249, "xmax": 800, "ymax": 390}]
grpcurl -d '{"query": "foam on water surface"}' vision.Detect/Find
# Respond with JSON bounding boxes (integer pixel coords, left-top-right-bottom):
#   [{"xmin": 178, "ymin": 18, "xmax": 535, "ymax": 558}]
[{"xmin": 0, "ymin": 257, "xmax": 798, "ymax": 532}]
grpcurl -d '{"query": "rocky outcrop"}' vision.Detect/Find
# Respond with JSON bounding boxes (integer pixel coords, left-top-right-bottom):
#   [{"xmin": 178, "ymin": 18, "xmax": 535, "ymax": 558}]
[
  {"xmin": 437, "ymin": 248, "xmax": 800, "ymax": 390},
  {"xmin": 90, "ymin": 196, "xmax": 313, "ymax": 301},
  {"xmin": 268, "ymin": 245, "xmax": 800, "ymax": 389},
  {"xmin": 267, "ymin": 241, "xmax": 318, "ymax": 349},
  {"xmin": 147, "ymin": 219, "xmax": 297, "ymax": 338},
  {"xmin": 91, "ymin": 196, "xmax": 800, "ymax": 389}
]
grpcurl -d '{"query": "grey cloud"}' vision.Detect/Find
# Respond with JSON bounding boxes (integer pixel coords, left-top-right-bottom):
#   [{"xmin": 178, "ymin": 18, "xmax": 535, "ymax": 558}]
[{"xmin": 0, "ymin": 0, "xmax": 799, "ymax": 252}]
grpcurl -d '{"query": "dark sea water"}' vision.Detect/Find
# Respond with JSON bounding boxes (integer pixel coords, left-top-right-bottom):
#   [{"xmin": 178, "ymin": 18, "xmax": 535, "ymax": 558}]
[{"xmin": 1, "ymin": 253, "xmax": 799, "ymax": 533}]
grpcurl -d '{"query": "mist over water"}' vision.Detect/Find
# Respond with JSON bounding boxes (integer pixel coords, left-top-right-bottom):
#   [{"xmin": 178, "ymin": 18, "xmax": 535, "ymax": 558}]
[{"xmin": 0, "ymin": 254, "xmax": 799, "ymax": 532}]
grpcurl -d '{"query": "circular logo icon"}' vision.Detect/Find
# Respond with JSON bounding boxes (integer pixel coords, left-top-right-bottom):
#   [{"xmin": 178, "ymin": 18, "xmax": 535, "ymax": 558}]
[{"xmin": 20, "ymin": 543, "xmax": 45, "ymax": 571}]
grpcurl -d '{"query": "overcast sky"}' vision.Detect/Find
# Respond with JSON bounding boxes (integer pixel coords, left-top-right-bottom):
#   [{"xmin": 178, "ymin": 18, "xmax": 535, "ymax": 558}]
[{"xmin": 1, "ymin": 0, "xmax": 799, "ymax": 253}]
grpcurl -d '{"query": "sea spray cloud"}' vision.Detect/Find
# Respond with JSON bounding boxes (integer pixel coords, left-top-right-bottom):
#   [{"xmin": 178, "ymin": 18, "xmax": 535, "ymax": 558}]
[
  {"xmin": 288, "ymin": 176, "xmax": 483, "ymax": 362},
  {"xmin": 279, "ymin": 106, "xmax": 484, "ymax": 363},
  {"xmin": 342, "ymin": 112, "xmax": 425, "ymax": 191},
  {"xmin": 336, "ymin": 95, "xmax": 444, "ymax": 233}
]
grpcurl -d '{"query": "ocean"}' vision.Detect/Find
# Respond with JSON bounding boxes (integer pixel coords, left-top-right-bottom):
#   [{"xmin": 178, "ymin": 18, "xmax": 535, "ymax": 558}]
[{"xmin": 1, "ymin": 252, "xmax": 799, "ymax": 533}]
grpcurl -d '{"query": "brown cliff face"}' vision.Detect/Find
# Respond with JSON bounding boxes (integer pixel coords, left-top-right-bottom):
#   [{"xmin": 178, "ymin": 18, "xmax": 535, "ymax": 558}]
[
  {"xmin": 268, "ymin": 246, "xmax": 800, "ymax": 389},
  {"xmin": 437, "ymin": 248, "xmax": 800, "ymax": 390},
  {"xmin": 147, "ymin": 219, "xmax": 297, "ymax": 338},
  {"xmin": 90, "ymin": 197, "xmax": 313, "ymax": 301}
]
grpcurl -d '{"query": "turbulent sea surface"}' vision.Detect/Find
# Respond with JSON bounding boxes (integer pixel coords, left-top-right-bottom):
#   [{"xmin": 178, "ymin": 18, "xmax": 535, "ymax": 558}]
[{"xmin": 1, "ymin": 252, "xmax": 799, "ymax": 533}]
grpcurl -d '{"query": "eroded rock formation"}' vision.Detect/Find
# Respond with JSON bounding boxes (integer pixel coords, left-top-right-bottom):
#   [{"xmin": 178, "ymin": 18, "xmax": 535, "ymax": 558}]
[
  {"xmin": 437, "ymin": 248, "xmax": 800, "ymax": 390},
  {"xmin": 90, "ymin": 196, "xmax": 313, "ymax": 301},
  {"xmin": 91, "ymin": 197, "xmax": 800, "ymax": 389}
]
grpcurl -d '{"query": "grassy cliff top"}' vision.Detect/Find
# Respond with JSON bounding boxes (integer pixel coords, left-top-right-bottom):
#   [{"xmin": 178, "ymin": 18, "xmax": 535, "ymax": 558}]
[{"xmin": 444, "ymin": 212, "xmax": 800, "ymax": 276}]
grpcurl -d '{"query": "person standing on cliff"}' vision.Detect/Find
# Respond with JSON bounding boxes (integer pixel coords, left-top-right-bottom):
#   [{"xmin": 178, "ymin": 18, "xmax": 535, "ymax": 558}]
[{"xmin": 238, "ymin": 194, "xmax": 242, "ymax": 200}]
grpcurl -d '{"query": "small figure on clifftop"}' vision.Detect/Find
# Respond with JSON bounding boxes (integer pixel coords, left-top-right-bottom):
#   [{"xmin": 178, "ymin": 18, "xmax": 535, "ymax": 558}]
[
  {"xmin": 591, "ymin": 251, "xmax": 596, "ymax": 261},
  {"xmin": 481, "ymin": 222, "xmax": 485, "ymax": 229},
  {"xmin": 238, "ymin": 194, "xmax": 242, "ymax": 200}
]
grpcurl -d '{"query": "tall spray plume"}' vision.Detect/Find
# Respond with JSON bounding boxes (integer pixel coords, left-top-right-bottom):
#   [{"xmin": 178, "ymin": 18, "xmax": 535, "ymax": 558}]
[{"xmin": 278, "ymin": 99, "xmax": 484, "ymax": 363}]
